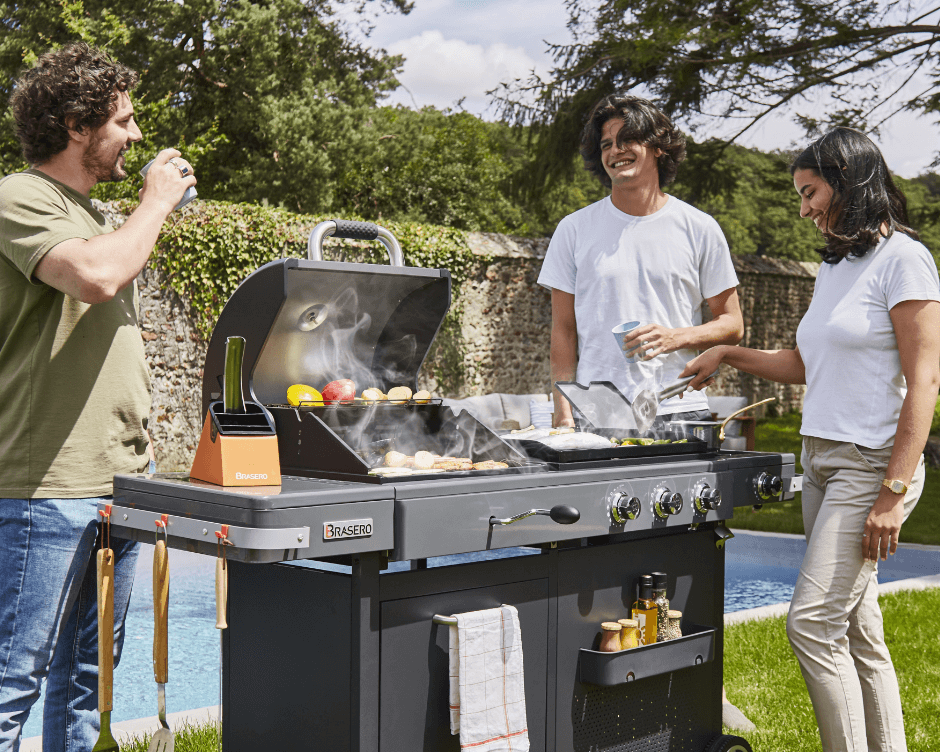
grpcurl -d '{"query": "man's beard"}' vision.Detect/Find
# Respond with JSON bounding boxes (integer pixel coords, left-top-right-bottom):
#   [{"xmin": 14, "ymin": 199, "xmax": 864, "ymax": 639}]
[{"xmin": 81, "ymin": 135, "xmax": 128, "ymax": 184}]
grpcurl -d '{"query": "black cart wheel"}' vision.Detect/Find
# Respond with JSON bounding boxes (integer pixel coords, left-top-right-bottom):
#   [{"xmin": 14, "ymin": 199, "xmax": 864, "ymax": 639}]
[{"xmin": 705, "ymin": 734, "xmax": 753, "ymax": 752}]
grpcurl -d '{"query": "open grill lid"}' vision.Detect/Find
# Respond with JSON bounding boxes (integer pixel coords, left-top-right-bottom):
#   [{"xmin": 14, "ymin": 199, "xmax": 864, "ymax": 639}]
[{"xmin": 200, "ymin": 221, "xmax": 452, "ymax": 417}]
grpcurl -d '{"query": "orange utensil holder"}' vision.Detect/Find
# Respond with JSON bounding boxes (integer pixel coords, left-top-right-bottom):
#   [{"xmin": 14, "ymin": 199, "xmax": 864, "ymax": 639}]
[{"xmin": 190, "ymin": 401, "xmax": 281, "ymax": 487}]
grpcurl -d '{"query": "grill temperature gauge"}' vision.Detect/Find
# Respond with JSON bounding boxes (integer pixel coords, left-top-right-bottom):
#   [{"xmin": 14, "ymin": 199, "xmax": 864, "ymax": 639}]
[
  {"xmin": 611, "ymin": 493, "xmax": 641, "ymax": 524},
  {"xmin": 652, "ymin": 486, "xmax": 683, "ymax": 519}
]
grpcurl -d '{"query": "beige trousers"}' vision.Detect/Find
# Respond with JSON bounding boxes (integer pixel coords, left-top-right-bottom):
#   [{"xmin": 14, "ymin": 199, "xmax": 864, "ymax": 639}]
[{"xmin": 788, "ymin": 437, "xmax": 924, "ymax": 752}]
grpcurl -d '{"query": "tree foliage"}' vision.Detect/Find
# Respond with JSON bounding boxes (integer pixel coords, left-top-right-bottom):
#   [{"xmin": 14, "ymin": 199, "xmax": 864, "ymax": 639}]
[
  {"xmin": 0, "ymin": 0, "xmax": 410, "ymax": 209},
  {"xmin": 671, "ymin": 142, "xmax": 821, "ymax": 261},
  {"xmin": 494, "ymin": 0, "xmax": 940, "ymax": 190},
  {"xmin": 329, "ymin": 106, "xmax": 606, "ymax": 235}
]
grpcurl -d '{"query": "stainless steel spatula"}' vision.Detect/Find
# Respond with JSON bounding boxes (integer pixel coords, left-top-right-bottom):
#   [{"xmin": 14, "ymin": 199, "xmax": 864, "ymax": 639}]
[{"xmin": 632, "ymin": 371, "xmax": 718, "ymax": 433}]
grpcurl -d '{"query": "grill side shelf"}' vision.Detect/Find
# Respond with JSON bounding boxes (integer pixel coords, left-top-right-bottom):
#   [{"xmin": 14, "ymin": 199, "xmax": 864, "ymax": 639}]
[
  {"xmin": 97, "ymin": 502, "xmax": 310, "ymax": 551},
  {"xmin": 578, "ymin": 624, "xmax": 715, "ymax": 686}
]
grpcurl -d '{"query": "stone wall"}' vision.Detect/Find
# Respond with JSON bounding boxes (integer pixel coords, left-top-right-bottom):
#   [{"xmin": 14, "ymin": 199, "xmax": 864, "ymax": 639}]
[
  {"xmin": 97, "ymin": 202, "xmax": 205, "ymax": 472},
  {"xmin": 111, "ymin": 209, "xmax": 816, "ymax": 471}
]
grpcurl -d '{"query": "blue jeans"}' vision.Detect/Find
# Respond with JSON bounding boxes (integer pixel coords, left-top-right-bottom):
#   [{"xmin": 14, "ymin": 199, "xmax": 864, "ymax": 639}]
[{"xmin": 0, "ymin": 498, "xmax": 139, "ymax": 752}]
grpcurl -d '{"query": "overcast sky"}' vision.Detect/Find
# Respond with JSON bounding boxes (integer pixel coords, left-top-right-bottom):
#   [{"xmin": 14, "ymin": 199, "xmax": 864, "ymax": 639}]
[{"xmin": 352, "ymin": 0, "xmax": 937, "ymax": 178}]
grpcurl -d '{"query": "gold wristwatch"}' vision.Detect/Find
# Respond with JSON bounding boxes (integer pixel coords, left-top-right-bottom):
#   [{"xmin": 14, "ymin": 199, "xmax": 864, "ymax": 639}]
[{"xmin": 882, "ymin": 478, "xmax": 908, "ymax": 495}]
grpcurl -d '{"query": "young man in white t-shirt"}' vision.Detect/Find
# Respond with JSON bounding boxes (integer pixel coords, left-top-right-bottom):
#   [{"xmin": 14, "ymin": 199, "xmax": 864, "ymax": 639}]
[{"xmin": 538, "ymin": 94, "xmax": 744, "ymax": 427}]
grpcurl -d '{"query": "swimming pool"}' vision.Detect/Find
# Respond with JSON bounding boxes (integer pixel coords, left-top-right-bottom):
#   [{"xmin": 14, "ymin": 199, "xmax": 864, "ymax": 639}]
[{"xmin": 20, "ymin": 531, "xmax": 940, "ymax": 737}]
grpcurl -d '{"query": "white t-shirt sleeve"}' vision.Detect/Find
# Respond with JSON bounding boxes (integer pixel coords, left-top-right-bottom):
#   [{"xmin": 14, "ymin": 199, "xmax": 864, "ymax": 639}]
[
  {"xmin": 697, "ymin": 216, "xmax": 739, "ymax": 300},
  {"xmin": 538, "ymin": 216, "xmax": 577, "ymax": 294},
  {"xmin": 882, "ymin": 237, "xmax": 940, "ymax": 309}
]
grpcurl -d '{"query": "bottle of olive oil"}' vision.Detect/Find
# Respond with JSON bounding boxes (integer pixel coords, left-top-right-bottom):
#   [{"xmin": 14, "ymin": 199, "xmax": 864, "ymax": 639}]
[{"xmin": 631, "ymin": 574, "xmax": 657, "ymax": 646}]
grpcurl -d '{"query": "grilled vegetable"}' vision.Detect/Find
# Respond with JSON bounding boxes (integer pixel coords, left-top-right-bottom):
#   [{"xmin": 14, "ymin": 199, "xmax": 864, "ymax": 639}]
[
  {"xmin": 322, "ymin": 379, "xmax": 356, "ymax": 404},
  {"xmin": 287, "ymin": 384, "xmax": 323, "ymax": 406}
]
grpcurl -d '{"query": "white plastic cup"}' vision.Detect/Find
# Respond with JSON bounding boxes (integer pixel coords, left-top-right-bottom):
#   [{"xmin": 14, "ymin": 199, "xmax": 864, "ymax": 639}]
[
  {"xmin": 529, "ymin": 398, "xmax": 553, "ymax": 428},
  {"xmin": 612, "ymin": 321, "xmax": 646, "ymax": 363}
]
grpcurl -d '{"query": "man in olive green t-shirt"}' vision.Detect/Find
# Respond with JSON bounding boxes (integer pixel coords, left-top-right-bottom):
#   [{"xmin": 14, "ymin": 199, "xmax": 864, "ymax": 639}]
[{"xmin": 0, "ymin": 43, "xmax": 197, "ymax": 750}]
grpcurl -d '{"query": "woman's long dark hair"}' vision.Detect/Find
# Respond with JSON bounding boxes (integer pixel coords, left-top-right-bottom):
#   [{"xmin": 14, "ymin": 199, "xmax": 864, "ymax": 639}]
[{"xmin": 790, "ymin": 127, "xmax": 918, "ymax": 264}]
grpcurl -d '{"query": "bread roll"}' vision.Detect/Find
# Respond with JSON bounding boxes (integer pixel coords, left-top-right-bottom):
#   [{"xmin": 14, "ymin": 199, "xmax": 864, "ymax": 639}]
[
  {"xmin": 384, "ymin": 451, "xmax": 408, "ymax": 467},
  {"xmin": 387, "ymin": 386, "xmax": 413, "ymax": 402},
  {"xmin": 413, "ymin": 451, "xmax": 436, "ymax": 470}
]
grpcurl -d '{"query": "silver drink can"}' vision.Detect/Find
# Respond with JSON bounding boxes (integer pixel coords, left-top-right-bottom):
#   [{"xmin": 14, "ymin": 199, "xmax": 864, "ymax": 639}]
[{"xmin": 140, "ymin": 158, "xmax": 197, "ymax": 210}]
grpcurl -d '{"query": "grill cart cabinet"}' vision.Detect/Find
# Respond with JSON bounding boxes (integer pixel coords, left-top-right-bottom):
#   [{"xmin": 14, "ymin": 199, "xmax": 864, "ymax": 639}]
[{"xmin": 216, "ymin": 527, "xmax": 727, "ymax": 752}]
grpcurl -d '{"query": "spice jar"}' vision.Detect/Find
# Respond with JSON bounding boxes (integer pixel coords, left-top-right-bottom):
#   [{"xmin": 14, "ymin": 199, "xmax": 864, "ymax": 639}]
[
  {"xmin": 664, "ymin": 610, "xmax": 683, "ymax": 641},
  {"xmin": 652, "ymin": 571, "xmax": 670, "ymax": 642},
  {"xmin": 599, "ymin": 622, "xmax": 623, "ymax": 652},
  {"xmin": 617, "ymin": 618, "xmax": 640, "ymax": 649}
]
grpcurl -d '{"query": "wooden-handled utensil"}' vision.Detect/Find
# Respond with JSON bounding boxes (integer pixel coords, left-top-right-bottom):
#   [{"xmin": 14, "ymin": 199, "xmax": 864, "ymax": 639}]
[
  {"xmin": 148, "ymin": 538, "xmax": 174, "ymax": 752},
  {"xmin": 215, "ymin": 557, "xmax": 228, "ymax": 629},
  {"xmin": 92, "ymin": 547, "xmax": 119, "ymax": 752},
  {"xmin": 718, "ymin": 397, "xmax": 776, "ymax": 441}
]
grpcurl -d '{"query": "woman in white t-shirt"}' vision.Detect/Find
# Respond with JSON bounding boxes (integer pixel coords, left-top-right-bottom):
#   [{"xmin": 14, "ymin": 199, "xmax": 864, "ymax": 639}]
[{"xmin": 684, "ymin": 128, "xmax": 940, "ymax": 752}]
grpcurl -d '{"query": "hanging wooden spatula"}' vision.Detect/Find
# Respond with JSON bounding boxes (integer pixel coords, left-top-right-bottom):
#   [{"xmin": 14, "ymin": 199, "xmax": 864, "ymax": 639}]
[
  {"xmin": 147, "ymin": 538, "xmax": 174, "ymax": 752},
  {"xmin": 92, "ymin": 547, "xmax": 118, "ymax": 752}
]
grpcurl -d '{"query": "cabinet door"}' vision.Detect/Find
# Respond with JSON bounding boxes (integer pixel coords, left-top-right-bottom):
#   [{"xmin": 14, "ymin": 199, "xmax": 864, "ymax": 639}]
[
  {"xmin": 555, "ymin": 534, "xmax": 722, "ymax": 752},
  {"xmin": 380, "ymin": 579, "xmax": 549, "ymax": 752}
]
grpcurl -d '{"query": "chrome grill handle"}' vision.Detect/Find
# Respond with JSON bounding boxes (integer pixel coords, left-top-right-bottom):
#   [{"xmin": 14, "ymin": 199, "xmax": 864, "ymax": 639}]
[
  {"xmin": 489, "ymin": 505, "xmax": 580, "ymax": 527},
  {"xmin": 306, "ymin": 219, "xmax": 404, "ymax": 266}
]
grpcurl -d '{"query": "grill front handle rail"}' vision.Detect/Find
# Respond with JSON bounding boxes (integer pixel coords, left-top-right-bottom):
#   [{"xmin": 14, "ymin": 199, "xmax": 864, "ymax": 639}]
[
  {"xmin": 489, "ymin": 504, "xmax": 580, "ymax": 527},
  {"xmin": 98, "ymin": 503, "xmax": 310, "ymax": 551}
]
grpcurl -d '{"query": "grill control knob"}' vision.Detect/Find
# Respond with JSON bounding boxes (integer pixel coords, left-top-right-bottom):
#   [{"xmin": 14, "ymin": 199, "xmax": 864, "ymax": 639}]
[
  {"xmin": 755, "ymin": 472, "xmax": 783, "ymax": 501},
  {"xmin": 611, "ymin": 493, "xmax": 641, "ymax": 524},
  {"xmin": 693, "ymin": 483, "xmax": 722, "ymax": 514},
  {"xmin": 653, "ymin": 488, "xmax": 683, "ymax": 519}
]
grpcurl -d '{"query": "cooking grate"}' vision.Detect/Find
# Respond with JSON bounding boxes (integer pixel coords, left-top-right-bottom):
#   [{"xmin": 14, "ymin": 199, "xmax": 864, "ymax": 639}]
[{"xmin": 266, "ymin": 398, "xmax": 444, "ymax": 409}]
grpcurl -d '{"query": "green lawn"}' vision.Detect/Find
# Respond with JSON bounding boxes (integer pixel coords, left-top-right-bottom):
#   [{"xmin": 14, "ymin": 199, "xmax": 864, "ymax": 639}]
[
  {"xmin": 727, "ymin": 412, "xmax": 940, "ymax": 545},
  {"xmin": 723, "ymin": 587, "xmax": 940, "ymax": 751},
  {"xmin": 122, "ymin": 720, "xmax": 220, "ymax": 752}
]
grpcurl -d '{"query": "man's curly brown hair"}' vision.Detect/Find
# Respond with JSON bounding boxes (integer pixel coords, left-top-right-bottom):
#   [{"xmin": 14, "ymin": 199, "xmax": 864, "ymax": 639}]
[
  {"xmin": 9, "ymin": 42, "xmax": 139, "ymax": 165},
  {"xmin": 580, "ymin": 94, "xmax": 686, "ymax": 188}
]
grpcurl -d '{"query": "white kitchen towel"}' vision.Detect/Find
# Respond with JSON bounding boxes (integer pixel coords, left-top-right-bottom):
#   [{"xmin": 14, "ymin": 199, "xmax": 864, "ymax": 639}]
[{"xmin": 448, "ymin": 605, "xmax": 529, "ymax": 751}]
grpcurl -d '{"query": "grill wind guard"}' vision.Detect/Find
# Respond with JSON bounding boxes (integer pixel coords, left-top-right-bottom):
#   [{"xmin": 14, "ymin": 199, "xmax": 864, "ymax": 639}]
[
  {"xmin": 200, "ymin": 257, "xmax": 452, "ymax": 418},
  {"xmin": 270, "ymin": 402, "xmax": 537, "ymax": 483}
]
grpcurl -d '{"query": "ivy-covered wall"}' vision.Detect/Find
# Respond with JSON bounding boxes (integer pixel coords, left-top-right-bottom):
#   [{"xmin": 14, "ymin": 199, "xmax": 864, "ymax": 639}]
[{"xmin": 104, "ymin": 200, "xmax": 818, "ymax": 471}]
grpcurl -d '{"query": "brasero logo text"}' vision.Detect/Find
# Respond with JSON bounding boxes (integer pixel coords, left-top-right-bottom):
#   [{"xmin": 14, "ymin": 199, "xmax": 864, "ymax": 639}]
[
  {"xmin": 323, "ymin": 518, "xmax": 374, "ymax": 540},
  {"xmin": 235, "ymin": 472, "xmax": 268, "ymax": 480}
]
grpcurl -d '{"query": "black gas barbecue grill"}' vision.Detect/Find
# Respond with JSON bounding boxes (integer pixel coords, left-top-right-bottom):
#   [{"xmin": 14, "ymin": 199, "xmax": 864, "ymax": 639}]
[{"xmin": 108, "ymin": 221, "xmax": 799, "ymax": 752}]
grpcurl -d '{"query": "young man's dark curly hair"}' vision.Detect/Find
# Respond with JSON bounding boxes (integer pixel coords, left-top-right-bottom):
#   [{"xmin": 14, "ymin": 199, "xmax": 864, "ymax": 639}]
[
  {"xmin": 9, "ymin": 42, "xmax": 139, "ymax": 165},
  {"xmin": 580, "ymin": 94, "xmax": 686, "ymax": 188}
]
